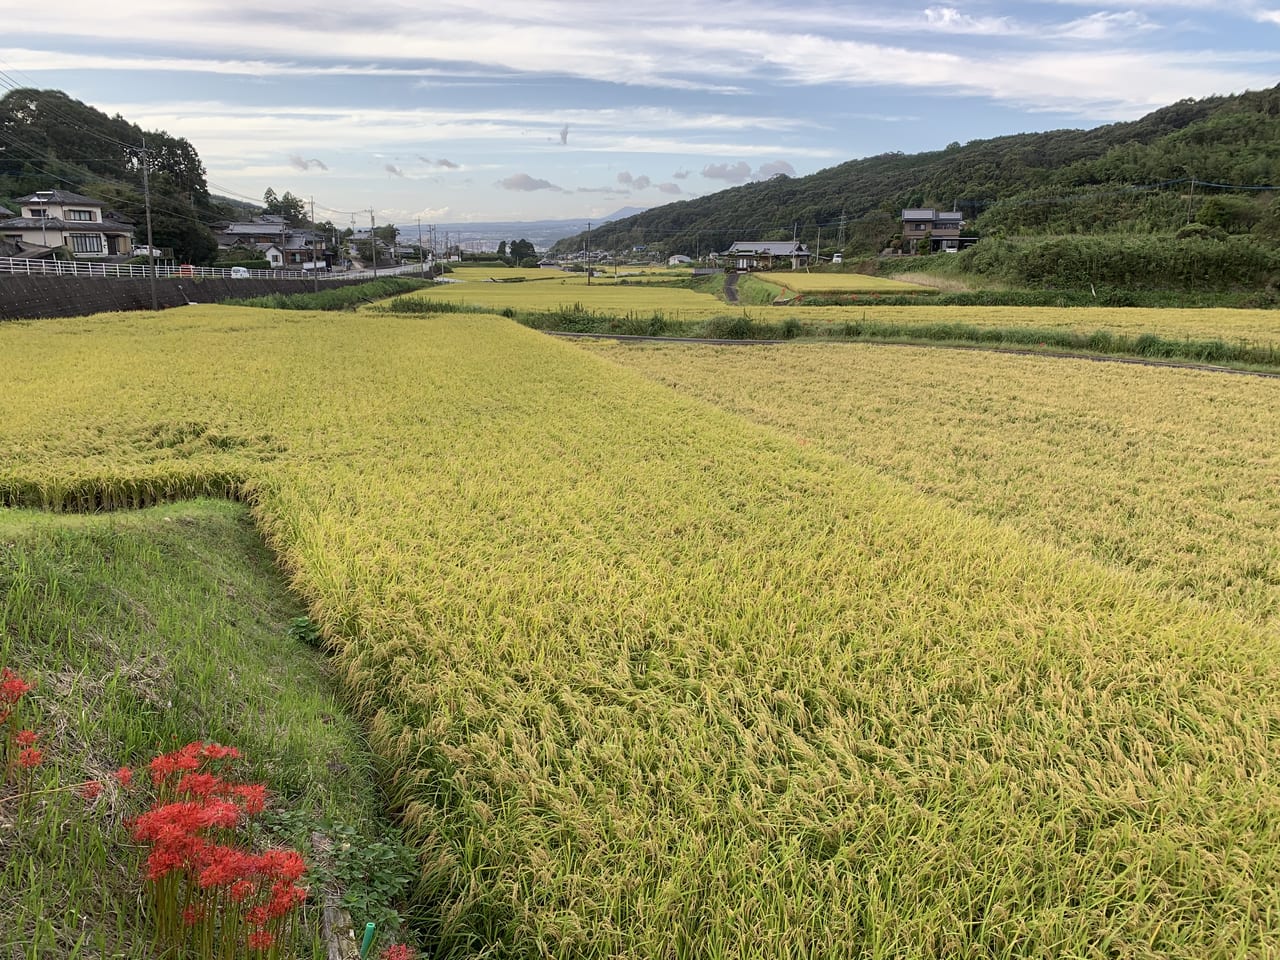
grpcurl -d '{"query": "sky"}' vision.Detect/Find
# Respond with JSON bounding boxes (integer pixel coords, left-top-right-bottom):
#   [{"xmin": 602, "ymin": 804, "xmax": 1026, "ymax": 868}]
[{"xmin": 1, "ymin": 1, "xmax": 1278, "ymax": 227}]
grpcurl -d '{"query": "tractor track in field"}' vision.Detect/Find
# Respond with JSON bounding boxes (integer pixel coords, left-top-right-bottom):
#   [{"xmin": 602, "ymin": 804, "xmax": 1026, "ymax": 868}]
[{"xmin": 545, "ymin": 330, "xmax": 1280, "ymax": 379}]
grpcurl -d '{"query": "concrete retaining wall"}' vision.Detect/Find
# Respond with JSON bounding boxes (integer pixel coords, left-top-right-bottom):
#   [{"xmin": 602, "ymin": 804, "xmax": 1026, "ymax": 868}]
[{"xmin": 0, "ymin": 275, "xmax": 373, "ymax": 320}]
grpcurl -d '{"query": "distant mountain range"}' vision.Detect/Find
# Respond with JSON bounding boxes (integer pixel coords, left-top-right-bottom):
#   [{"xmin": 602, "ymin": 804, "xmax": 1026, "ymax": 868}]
[{"xmin": 390, "ymin": 207, "xmax": 648, "ymax": 253}]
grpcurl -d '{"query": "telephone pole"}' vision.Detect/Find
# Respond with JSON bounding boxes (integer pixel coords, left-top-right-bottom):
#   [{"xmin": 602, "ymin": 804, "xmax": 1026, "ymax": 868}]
[
  {"xmin": 311, "ymin": 197, "xmax": 319, "ymax": 292},
  {"xmin": 369, "ymin": 209, "xmax": 378, "ymax": 278},
  {"xmin": 417, "ymin": 217, "xmax": 425, "ymax": 278},
  {"xmin": 586, "ymin": 221, "xmax": 591, "ymax": 285},
  {"xmin": 140, "ymin": 139, "xmax": 158, "ymax": 311}
]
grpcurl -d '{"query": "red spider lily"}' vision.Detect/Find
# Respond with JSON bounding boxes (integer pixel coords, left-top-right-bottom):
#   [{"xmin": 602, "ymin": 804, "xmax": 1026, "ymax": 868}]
[
  {"xmin": 15, "ymin": 729, "xmax": 37, "ymax": 748},
  {"xmin": 259, "ymin": 848, "xmax": 307, "ymax": 883},
  {"xmin": 265, "ymin": 881, "xmax": 307, "ymax": 919},
  {"xmin": 0, "ymin": 668, "xmax": 31, "ymax": 705},
  {"xmin": 18, "ymin": 747, "xmax": 43, "ymax": 769},
  {"xmin": 80, "ymin": 780, "xmax": 104, "ymax": 800},
  {"xmin": 176, "ymin": 772, "xmax": 227, "ymax": 799},
  {"xmin": 182, "ymin": 904, "xmax": 207, "ymax": 927},
  {"xmin": 197, "ymin": 844, "xmax": 257, "ymax": 889},
  {"xmin": 229, "ymin": 879, "xmax": 256, "ymax": 903},
  {"xmin": 200, "ymin": 743, "xmax": 240, "ymax": 761},
  {"xmin": 246, "ymin": 929, "xmax": 275, "ymax": 950},
  {"xmin": 380, "ymin": 945, "xmax": 415, "ymax": 960},
  {"xmin": 115, "ymin": 766, "xmax": 134, "ymax": 787},
  {"xmin": 232, "ymin": 783, "xmax": 267, "ymax": 815}
]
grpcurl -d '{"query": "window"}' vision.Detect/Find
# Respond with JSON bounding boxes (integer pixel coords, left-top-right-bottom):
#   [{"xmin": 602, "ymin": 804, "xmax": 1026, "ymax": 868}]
[
  {"xmin": 912, "ymin": 223, "xmax": 926, "ymax": 231},
  {"xmin": 67, "ymin": 209, "xmax": 96, "ymax": 221},
  {"xmin": 28, "ymin": 209, "xmax": 49, "ymax": 218},
  {"xmin": 70, "ymin": 234, "xmax": 103, "ymax": 254}
]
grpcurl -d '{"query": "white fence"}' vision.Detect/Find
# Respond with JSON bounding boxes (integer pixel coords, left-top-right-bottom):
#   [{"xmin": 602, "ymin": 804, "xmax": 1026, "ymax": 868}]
[{"xmin": 0, "ymin": 257, "xmax": 433, "ymax": 282}]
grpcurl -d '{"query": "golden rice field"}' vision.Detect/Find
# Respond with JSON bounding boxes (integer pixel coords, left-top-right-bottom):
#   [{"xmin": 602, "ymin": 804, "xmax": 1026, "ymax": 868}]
[
  {"xmin": 580, "ymin": 340, "xmax": 1280, "ymax": 632},
  {"xmin": 4, "ymin": 307, "xmax": 1280, "ymax": 958},
  {"xmin": 402, "ymin": 276, "xmax": 1280, "ymax": 344},
  {"xmin": 386, "ymin": 272, "xmax": 727, "ymax": 317},
  {"xmin": 756, "ymin": 272, "xmax": 933, "ymax": 293}
]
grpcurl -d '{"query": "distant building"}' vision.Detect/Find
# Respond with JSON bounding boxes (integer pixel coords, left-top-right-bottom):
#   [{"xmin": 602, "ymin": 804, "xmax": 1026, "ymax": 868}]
[
  {"xmin": 715, "ymin": 240, "xmax": 810, "ymax": 271},
  {"xmin": 900, "ymin": 208, "xmax": 970, "ymax": 254},
  {"xmin": 667, "ymin": 254, "xmax": 693, "ymax": 266},
  {"xmin": 0, "ymin": 190, "xmax": 135, "ymax": 258}
]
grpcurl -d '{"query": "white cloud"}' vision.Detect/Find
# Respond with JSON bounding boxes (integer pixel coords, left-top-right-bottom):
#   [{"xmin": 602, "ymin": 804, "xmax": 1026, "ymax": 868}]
[
  {"xmin": 656, "ymin": 182, "xmax": 682, "ymax": 194},
  {"xmin": 755, "ymin": 160, "xmax": 795, "ymax": 178},
  {"xmin": 498, "ymin": 173, "xmax": 563, "ymax": 192},
  {"xmin": 702, "ymin": 161, "xmax": 752, "ymax": 183}
]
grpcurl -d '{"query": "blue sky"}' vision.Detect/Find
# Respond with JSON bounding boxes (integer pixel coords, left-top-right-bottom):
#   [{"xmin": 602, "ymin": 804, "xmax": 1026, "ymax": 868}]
[{"xmin": 2, "ymin": 1, "xmax": 1278, "ymax": 225}]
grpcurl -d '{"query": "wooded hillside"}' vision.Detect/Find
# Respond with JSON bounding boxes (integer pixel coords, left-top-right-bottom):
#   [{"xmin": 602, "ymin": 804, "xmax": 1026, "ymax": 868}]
[
  {"xmin": 550, "ymin": 85, "xmax": 1280, "ymax": 262},
  {"xmin": 0, "ymin": 88, "xmax": 230, "ymax": 262}
]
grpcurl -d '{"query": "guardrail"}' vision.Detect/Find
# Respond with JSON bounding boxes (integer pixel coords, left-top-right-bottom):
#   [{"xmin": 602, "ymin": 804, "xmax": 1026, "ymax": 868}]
[{"xmin": 0, "ymin": 258, "xmax": 436, "ymax": 282}]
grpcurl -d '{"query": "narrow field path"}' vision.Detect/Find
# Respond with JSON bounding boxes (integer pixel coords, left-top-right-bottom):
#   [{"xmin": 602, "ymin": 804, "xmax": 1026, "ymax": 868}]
[{"xmin": 722, "ymin": 272, "xmax": 739, "ymax": 303}]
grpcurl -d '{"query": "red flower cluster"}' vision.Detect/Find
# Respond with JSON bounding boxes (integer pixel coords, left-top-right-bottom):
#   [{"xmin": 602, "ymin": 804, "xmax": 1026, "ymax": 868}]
[
  {"xmin": 2, "ymin": 667, "xmax": 36, "ymax": 785},
  {"xmin": 380, "ymin": 945, "xmax": 416, "ymax": 960},
  {"xmin": 1, "ymin": 667, "xmax": 31, "ymax": 722},
  {"xmin": 132, "ymin": 742, "xmax": 308, "ymax": 956}
]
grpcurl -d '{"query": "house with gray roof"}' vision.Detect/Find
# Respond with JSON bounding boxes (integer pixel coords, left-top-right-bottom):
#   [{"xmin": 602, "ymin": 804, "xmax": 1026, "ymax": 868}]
[
  {"xmin": 0, "ymin": 190, "xmax": 135, "ymax": 258},
  {"xmin": 716, "ymin": 240, "xmax": 811, "ymax": 271}
]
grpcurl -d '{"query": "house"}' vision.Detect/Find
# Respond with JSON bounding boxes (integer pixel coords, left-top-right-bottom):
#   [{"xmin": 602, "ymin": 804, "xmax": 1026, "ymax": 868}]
[
  {"xmin": 0, "ymin": 204, "xmax": 13, "ymax": 218},
  {"xmin": 254, "ymin": 243, "xmax": 284, "ymax": 268},
  {"xmin": 900, "ymin": 208, "xmax": 967, "ymax": 254},
  {"xmin": 716, "ymin": 241, "xmax": 810, "ymax": 271},
  {"xmin": 667, "ymin": 254, "xmax": 693, "ymax": 266},
  {"xmin": 0, "ymin": 190, "xmax": 135, "ymax": 258}
]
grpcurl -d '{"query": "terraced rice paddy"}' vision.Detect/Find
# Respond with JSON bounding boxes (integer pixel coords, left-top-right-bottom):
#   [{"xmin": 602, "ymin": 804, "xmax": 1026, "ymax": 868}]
[{"xmin": 4, "ymin": 306, "xmax": 1280, "ymax": 958}]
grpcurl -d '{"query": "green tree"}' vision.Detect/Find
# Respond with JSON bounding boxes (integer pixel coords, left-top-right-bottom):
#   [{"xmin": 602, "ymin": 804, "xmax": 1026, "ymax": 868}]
[{"xmin": 509, "ymin": 239, "xmax": 536, "ymax": 265}]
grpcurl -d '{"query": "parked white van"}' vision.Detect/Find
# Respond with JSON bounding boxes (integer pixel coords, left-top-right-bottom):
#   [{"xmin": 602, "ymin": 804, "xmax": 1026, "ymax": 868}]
[{"xmin": 229, "ymin": 266, "xmax": 251, "ymax": 279}]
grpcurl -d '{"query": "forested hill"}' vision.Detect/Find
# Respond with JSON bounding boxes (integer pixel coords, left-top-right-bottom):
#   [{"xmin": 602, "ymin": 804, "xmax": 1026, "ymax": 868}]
[
  {"xmin": 550, "ymin": 84, "xmax": 1280, "ymax": 259},
  {"xmin": 0, "ymin": 88, "xmax": 226, "ymax": 262}
]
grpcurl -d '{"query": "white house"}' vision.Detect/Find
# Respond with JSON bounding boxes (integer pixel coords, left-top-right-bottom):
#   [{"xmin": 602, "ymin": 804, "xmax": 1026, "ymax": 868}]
[{"xmin": 0, "ymin": 190, "xmax": 135, "ymax": 258}]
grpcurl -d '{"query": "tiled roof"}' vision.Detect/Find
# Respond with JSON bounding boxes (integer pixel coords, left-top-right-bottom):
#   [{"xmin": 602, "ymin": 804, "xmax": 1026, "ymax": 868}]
[
  {"xmin": 15, "ymin": 189, "xmax": 103, "ymax": 206},
  {"xmin": 724, "ymin": 241, "xmax": 809, "ymax": 255}
]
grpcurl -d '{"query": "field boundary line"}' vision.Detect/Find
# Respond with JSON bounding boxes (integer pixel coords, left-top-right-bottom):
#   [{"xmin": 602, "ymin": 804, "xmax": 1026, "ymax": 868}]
[{"xmin": 546, "ymin": 330, "xmax": 1280, "ymax": 378}]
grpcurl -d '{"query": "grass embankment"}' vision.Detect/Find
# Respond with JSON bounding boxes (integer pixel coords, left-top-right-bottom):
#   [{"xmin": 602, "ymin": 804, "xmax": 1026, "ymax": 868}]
[
  {"xmin": 223, "ymin": 277, "xmax": 434, "ymax": 311},
  {"xmin": 4, "ymin": 309, "xmax": 1280, "ymax": 957},
  {"xmin": 0, "ymin": 500, "xmax": 415, "ymax": 957}
]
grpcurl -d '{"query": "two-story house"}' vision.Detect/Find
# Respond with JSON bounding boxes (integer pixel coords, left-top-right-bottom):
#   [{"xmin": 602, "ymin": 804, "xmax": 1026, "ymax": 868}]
[
  {"xmin": 900, "ymin": 208, "xmax": 966, "ymax": 254},
  {"xmin": 0, "ymin": 190, "xmax": 135, "ymax": 258}
]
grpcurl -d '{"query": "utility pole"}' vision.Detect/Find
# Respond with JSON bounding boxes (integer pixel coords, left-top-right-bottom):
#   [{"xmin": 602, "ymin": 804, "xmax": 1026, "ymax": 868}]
[
  {"xmin": 417, "ymin": 217, "xmax": 425, "ymax": 278},
  {"xmin": 815, "ymin": 224, "xmax": 821, "ymax": 270},
  {"xmin": 370, "ymin": 209, "xmax": 378, "ymax": 278},
  {"xmin": 140, "ymin": 139, "xmax": 158, "ymax": 311},
  {"xmin": 838, "ymin": 210, "xmax": 846, "ymax": 252},
  {"xmin": 311, "ymin": 197, "xmax": 319, "ymax": 292},
  {"xmin": 586, "ymin": 221, "xmax": 591, "ymax": 285},
  {"xmin": 1186, "ymin": 175, "xmax": 1196, "ymax": 225}
]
